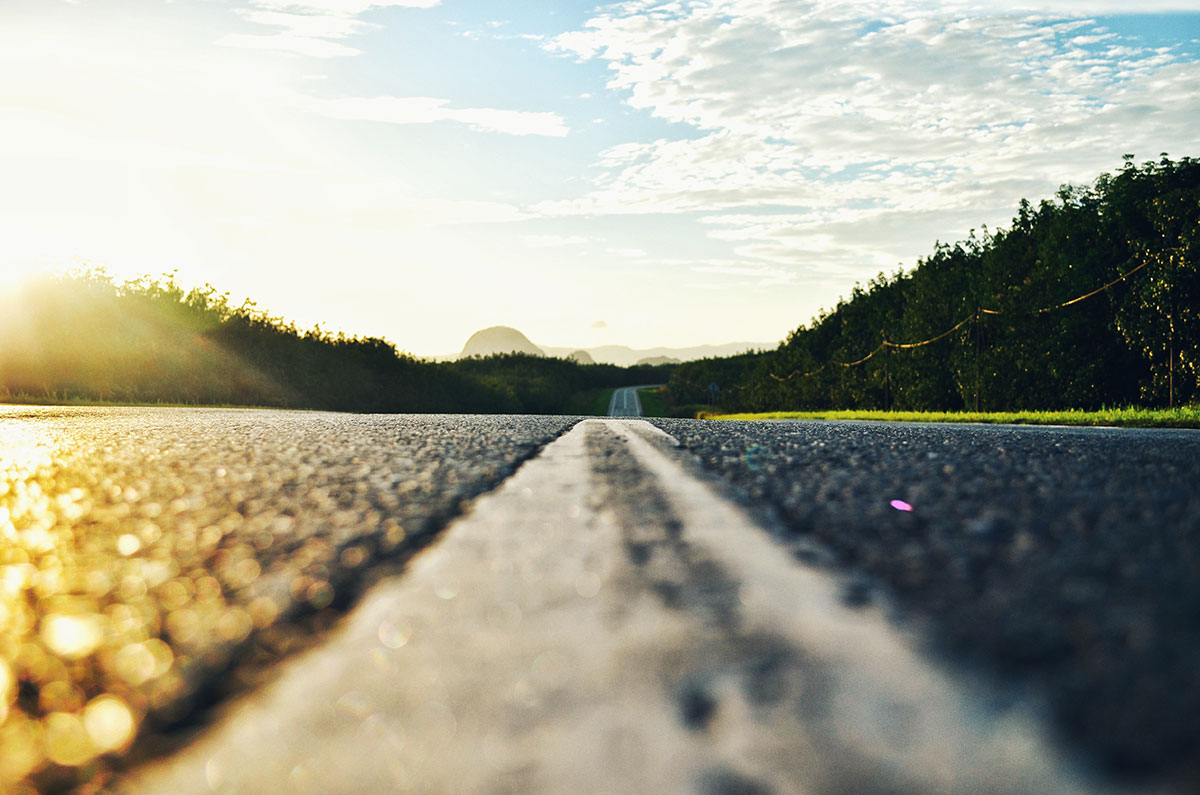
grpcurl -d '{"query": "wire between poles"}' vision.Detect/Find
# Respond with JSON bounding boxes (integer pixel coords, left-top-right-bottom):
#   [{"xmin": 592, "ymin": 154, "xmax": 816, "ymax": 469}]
[
  {"xmin": 979, "ymin": 260, "xmax": 1146, "ymax": 316},
  {"xmin": 764, "ymin": 259, "xmax": 1146, "ymax": 383},
  {"xmin": 883, "ymin": 313, "xmax": 977, "ymax": 350}
]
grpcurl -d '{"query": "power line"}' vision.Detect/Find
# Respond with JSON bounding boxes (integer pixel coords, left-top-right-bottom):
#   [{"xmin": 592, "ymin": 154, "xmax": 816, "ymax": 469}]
[
  {"xmin": 761, "ymin": 260, "xmax": 1146, "ymax": 382},
  {"xmin": 979, "ymin": 260, "xmax": 1146, "ymax": 316}
]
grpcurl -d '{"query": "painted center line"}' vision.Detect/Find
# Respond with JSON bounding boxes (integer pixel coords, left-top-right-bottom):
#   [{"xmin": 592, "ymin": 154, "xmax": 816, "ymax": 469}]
[{"xmin": 126, "ymin": 420, "xmax": 1098, "ymax": 794}]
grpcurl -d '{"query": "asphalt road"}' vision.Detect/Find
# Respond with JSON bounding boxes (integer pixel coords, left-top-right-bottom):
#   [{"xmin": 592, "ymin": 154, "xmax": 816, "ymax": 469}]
[
  {"xmin": 652, "ymin": 417, "xmax": 1200, "ymax": 788},
  {"xmin": 127, "ymin": 419, "xmax": 1097, "ymax": 795},
  {"xmin": 0, "ymin": 406, "xmax": 575, "ymax": 791},
  {"xmin": 608, "ymin": 385, "xmax": 645, "ymax": 416},
  {"xmin": 0, "ymin": 406, "xmax": 1197, "ymax": 792}
]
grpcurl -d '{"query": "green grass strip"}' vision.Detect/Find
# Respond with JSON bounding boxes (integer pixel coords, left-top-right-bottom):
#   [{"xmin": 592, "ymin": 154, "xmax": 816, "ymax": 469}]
[
  {"xmin": 637, "ymin": 387, "xmax": 668, "ymax": 418},
  {"xmin": 0, "ymin": 393, "xmax": 282, "ymax": 410},
  {"xmin": 560, "ymin": 387, "xmax": 616, "ymax": 416},
  {"xmin": 707, "ymin": 406, "xmax": 1200, "ymax": 429}
]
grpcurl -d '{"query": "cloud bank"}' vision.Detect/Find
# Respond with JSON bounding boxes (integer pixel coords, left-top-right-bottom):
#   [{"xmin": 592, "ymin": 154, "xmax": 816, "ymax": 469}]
[
  {"xmin": 305, "ymin": 96, "xmax": 569, "ymax": 136},
  {"xmin": 548, "ymin": 0, "xmax": 1199, "ymax": 276},
  {"xmin": 221, "ymin": 0, "xmax": 440, "ymax": 58}
]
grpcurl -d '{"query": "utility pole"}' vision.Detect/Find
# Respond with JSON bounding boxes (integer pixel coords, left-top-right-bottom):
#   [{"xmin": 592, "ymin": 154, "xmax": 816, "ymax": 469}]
[
  {"xmin": 973, "ymin": 307, "xmax": 982, "ymax": 412},
  {"xmin": 1169, "ymin": 302, "xmax": 1175, "ymax": 409},
  {"xmin": 1166, "ymin": 250, "xmax": 1176, "ymax": 409},
  {"xmin": 882, "ymin": 331, "xmax": 891, "ymax": 412}
]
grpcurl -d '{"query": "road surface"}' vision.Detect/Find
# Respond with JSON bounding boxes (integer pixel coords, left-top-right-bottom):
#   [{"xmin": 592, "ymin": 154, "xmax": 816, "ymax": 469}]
[
  {"xmin": 651, "ymin": 417, "xmax": 1200, "ymax": 785},
  {"xmin": 0, "ymin": 406, "xmax": 1196, "ymax": 792},
  {"xmin": 127, "ymin": 419, "xmax": 1095, "ymax": 794},
  {"xmin": 0, "ymin": 406, "xmax": 576, "ymax": 792},
  {"xmin": 607, "ymin": 384, "xmax": 662, "ymax": 417}
]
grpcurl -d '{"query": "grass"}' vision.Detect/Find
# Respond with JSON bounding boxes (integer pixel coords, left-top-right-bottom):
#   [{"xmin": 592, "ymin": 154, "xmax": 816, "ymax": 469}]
[
  {"xmin": 705, "ymin": 406, "xmax": 1200, "ymax": 429},
  {"xmin": 637, "ymin": 387, "xmax": 669, "ymax": 418},
  {"xmin": 563, "ymin": 387, "xmax": 617, "ymax": 416},
  {"xmin": 0, "ymin": 393, "xmax": 280, "ymax": 410}
]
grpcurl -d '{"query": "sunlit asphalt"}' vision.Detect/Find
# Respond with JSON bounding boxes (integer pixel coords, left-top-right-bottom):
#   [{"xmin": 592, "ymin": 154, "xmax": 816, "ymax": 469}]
[
  {"xmin": 0, "ymin": 406, "xmax": 574, "ymax": 791},
  {"xmin": 1, "ymin": 407, "xmax": 1198, "ymax": 792}
]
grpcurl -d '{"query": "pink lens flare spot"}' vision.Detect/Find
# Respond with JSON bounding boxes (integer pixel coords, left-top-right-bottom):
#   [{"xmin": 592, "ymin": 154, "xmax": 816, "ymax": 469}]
[{"xmin": 890, "ymin": 499, "xmax": 914, "ymax": 512}]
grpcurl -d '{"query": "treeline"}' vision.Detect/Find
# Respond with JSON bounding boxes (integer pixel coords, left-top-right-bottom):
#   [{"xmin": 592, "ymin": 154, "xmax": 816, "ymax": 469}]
[
  {"xmin": 670, "ymin": 155, "xmax": 1199, "ymax": 413},
  {"xmin": 451, "ymin": 355, "xmax": 670, "ymax": 414},
  {"xmin": 0, "ymin": 271, "xmax": 672, "ymax": 414}
]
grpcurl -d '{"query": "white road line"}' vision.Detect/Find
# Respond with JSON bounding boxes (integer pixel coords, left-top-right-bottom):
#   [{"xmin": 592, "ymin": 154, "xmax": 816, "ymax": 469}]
[
  {"xmin": 608, "ymin": 385, "xmax": 642, "ymax": 416},
  {"xmin": 608, "ymin": 384, "xmax": 662, "ymax": 417},
  {"xmin": 125, "ymin": 420, "xmax": 1104, "ymax": 795}
]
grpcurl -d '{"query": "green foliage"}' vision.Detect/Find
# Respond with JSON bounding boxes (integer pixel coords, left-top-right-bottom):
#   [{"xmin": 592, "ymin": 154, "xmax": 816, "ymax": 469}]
[
  {"xmin": 446, "ymin": 354, "xmax": 672, "ymax": 414},
  {"xmin": 636, "ymin": 387, "xmax": 668, "ymax": 418},
  {"xmin": 669, "ymin": 155, "xmax": 1199, "ymax": 412},
  {"xmin": 562, "ymin": 388, "xmax": 617, "ymax": 416},
  {"xmin": 711, "ymin": 407, "xmax": 1200, "ymax": 429},
  {"xmin": 0, "ymin": 271, "xmax": 675, "ymax": 414},
  {"xmin": 628, "ymin": 389, "xmax": 667, "ymax": 420}
]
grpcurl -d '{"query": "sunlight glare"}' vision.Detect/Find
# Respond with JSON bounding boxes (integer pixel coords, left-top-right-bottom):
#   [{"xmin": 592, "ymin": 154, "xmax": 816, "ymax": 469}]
[{"xmin": 82, "ymin": 695, "xmax": 136, "ymax": 753}]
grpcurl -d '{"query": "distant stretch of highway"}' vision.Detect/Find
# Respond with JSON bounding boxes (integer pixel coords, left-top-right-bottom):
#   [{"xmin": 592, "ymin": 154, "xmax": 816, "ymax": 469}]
[
  {"xmin": 1, "ymin": 405, "xmax": 1197, "ymax": 793},
  {"xmin": 607, "ymin": 384, "xmax": 662, "ymax": 417}
]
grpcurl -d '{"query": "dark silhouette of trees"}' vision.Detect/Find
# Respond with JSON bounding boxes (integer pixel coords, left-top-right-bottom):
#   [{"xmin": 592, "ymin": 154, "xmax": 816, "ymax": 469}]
[
  {"xmin": 0, "ymin": 271, "xmax": 673, "ymax": 414},
  {"xmin": 669, "ymin": 155, "xmax": 1199, "ymax": 412}
]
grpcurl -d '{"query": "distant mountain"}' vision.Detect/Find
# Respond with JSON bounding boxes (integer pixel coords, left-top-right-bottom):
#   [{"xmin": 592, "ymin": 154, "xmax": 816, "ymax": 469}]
[
  {"xmin": 450, "ymin": 326, "xmax": 774, "ymax": 365},
  {"xmin": 541, "ymin": 342, "xmax": 773, "ymax": 367},
  {"xmin": 460, "ymin": 326, "xmax": 545, "ymax": 358}
]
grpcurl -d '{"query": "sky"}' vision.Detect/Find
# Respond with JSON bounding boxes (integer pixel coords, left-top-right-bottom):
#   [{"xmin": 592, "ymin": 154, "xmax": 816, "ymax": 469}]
[{"xmin": 1, "ymin": 0, "xmax": 1198, "ymax": 357}]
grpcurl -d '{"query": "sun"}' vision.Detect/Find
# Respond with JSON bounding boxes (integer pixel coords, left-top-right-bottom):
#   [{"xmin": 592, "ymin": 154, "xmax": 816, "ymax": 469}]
[{"xmin": 0, "ymin": 259, "xmax": 71, "ymax": 293}]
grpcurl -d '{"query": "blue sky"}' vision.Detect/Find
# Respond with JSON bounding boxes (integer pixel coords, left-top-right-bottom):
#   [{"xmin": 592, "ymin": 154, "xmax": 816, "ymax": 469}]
[{"xmin": 1, "ymin": 0, "xmax": 1198, "ymax": 356}]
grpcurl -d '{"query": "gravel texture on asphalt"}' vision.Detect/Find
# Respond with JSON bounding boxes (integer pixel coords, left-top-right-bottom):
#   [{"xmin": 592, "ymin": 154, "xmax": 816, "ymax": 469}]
[
  {"xmin": 650, "ymin": 417, "xmax": 1200, "ymax": 788},
  {"xmin": 0, "ymin": 406, "xmax": 577, "ymax": 792},
  {"xmin": 127, "ymin": 419, "xmax": 1099, "ymax": 795}
]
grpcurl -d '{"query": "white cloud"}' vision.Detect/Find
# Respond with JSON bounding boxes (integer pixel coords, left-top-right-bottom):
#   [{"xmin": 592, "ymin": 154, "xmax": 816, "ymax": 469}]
[
  {"xmin": 982, "ymin": 1, "xmax": 1200, "ymax": 9},
  {"xmin": 304, "ymin": 95, "xmax": 570, "ymax": 136},
  {"xmin": 248, "ymin": 0, "xmax": 440, "ymax": 12},
  {"xmin": 241, "ymin": 9, "xmax": 375, "ymax": 38},
  {"xmin": 219, "ymin": 32, "xmax": 363, "ymax": 57},
  {"xmin": 694, "ymin": 263, "xmax": 799, "ymax": 287},
  {"xmin": 522, "ymin": 234, "xmax": 590, "ymax": 248},
  {"xmin": 224, "ymin": 0, "xmax": 438, "ymax": 58},
  {"xmin": 548, "ymin": 0, "xmax": 1200, "ymax": 283}
]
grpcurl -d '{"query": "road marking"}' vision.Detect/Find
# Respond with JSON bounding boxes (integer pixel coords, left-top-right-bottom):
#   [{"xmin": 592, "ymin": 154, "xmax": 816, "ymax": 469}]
[
  {"xmin": 607, "ymin": 383, "xmax": 662, "ymax": 417},
  {"xmin": 608, "ymin": 385, "xmax": 643, "ymax": 416},
  {"xmin": 126, "ymin": 419, "xmax": 1102, "ymax": 794}
]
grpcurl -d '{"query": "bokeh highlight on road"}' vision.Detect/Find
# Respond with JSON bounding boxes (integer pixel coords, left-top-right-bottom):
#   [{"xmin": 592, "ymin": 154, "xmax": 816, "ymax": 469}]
[{"xmin": 0, "ymin": 406, "xmax": 574, "ymax": 791}]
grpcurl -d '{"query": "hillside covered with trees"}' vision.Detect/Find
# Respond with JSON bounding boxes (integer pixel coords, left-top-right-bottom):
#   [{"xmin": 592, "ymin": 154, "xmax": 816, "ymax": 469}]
[
  {"xmin": 0, "ymin": 271, "xmax": 671, "ymax": 414},
  {"xmin": 669, "ymin": 155, "xmax": 1198, "ymax": 413}
]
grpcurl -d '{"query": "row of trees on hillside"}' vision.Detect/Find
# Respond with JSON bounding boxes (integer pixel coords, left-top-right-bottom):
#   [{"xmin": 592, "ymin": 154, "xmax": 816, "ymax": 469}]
[
  {"xmin": 0, "ymin": 271, "xmax": 672, "ymax": 414},
  {"xmin": 670, "ymin": 155, "xmax": 1199, "ymax": 412}
]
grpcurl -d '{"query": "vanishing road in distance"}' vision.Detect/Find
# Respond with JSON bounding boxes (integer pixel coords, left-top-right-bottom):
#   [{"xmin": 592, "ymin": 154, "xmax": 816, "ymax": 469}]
[
  {"xmin": 1, "ymin": 405, "xmax": 1197, "ymax": 793},
  {"xmin": 607, "ymin": 384, "xmax": 662, "ymax": 417}
]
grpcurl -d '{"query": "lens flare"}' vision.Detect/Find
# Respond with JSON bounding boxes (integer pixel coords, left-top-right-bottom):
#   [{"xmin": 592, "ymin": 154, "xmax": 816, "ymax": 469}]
[
  {"xmin": 44, "ymin": 711, "xmax": 97, "ymax": 767},
  {"xmin": 40, "ymin": 614, "xmax": 104, "ymax": 659},
  {"xmin": 82, "ymin": 695, "xmax": 136, "ymax": 752}
]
